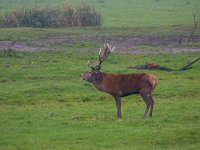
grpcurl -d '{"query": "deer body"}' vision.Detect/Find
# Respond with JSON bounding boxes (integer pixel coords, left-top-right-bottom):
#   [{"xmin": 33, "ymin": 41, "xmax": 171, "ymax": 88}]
[
  {"xmin": 81, "ymin": 69, "xmax": 157, "ymax": 119},
  {"xmin": 80, "ymin": 44, "xmax": 157, "ymax": 119},
  {"xmin": 93, "ymin": 72, "xmax": 156, "ymax": 97}
]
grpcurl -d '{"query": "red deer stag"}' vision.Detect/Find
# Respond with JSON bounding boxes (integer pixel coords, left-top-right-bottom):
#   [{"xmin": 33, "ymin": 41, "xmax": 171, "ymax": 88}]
[{"xmin": 80, "ymin": 43, "xmax": 157, "ymax": 120}]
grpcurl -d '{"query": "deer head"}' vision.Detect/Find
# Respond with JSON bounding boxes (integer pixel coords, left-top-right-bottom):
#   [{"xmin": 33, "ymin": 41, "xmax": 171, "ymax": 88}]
[{"xmin": 80, "ymin": 43, "xmax": 115, "ymax": 82}]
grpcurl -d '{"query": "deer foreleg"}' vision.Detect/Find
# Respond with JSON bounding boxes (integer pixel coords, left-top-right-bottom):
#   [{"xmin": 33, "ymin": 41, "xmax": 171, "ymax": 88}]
[{"xmin": 114, "ymin": 96, "xmax": 122, "ymax": 120}]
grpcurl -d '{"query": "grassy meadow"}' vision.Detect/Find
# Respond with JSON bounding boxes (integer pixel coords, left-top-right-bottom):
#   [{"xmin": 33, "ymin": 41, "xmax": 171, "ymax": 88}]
[
  {"xmin": 0, "ymin": 0, "xmax": 200, "ymax": 150},
  {"xmin": 0, "ymin": 0, "xmax": 200, "ymax": 27}
]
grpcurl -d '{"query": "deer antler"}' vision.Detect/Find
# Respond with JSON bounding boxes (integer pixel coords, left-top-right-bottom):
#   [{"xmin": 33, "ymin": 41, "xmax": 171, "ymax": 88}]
[
  {"xmin": 88, "ymin": 61, "xmax": 93, "ymax": 68},
  {"xmin": 92, "ymin": 43, "xmax": 115, "ymax": 70}
]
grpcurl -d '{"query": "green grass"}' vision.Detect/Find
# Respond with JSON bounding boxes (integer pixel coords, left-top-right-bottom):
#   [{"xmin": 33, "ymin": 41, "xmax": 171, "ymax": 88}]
[
  {"xmin": 1, "ymin": 98, "xmax": 199, "ymax": 150},
  {"xmin": 0, "ymin": 0, "xmax": 200, "ymax": 27},
  {"xmin": 0, "ymin": 48, "xmax": 200, "ymax": 149}
]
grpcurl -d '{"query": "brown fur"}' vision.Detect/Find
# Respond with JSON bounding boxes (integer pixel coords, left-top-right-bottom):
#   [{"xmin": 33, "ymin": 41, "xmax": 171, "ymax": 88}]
[{"xmin": 81, "ymin": 69, "xmax": 157, "ymax": 119}]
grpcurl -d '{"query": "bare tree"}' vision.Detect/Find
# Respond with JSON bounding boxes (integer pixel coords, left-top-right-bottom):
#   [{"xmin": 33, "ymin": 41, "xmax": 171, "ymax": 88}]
[{"xmin": 188, "ymin": 6, "xmax": 199, "ymax": 42}]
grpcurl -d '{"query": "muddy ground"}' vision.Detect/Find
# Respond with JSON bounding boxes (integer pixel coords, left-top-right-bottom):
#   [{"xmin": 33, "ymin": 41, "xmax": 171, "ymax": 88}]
[{"xmin": 0, "ymin": 33, "xmax": 200, "ymax": 53}]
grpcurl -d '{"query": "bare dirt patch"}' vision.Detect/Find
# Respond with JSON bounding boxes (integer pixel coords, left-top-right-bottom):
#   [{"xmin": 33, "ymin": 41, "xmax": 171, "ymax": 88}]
[
  {"xmin": 0, "ymin": 34, "xmax": 200, "ymax": 53},
  {"xmin": 0, "ymin": 41, "xmax": 52, "ymax": 51}
]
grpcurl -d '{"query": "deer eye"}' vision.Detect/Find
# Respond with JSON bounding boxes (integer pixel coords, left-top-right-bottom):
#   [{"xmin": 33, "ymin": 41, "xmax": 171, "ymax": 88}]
[{"xmin": 93, "ymin": 70, "xmax": 99, "ymax": 74}]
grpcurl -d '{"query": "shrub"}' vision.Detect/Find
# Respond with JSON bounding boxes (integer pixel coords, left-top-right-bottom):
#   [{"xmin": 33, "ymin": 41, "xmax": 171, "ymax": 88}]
[
  {"xmin": 0, "ymin": 4, "xmax": 102, "ymax": 28},
  {"xmin": 0, "ymin": 49, "xmax": 17, "ymax": 57}
]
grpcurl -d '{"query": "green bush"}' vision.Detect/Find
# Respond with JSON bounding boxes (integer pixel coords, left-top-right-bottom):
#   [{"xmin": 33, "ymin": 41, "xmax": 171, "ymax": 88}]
[{"xmin": 0, "ymin": 4, "xmax": 102, "ymax": 28}]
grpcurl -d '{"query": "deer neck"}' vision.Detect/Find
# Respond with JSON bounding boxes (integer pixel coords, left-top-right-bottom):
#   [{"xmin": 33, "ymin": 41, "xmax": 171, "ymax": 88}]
[{"xmin": 92, "ymin": 71, "xmax": 106, "ymax": 91}]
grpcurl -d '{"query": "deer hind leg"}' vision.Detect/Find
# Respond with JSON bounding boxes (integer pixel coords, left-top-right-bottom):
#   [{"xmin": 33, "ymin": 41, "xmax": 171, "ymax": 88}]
[
  {"xmin": 140, "ymin": 91, "xmax": 151, "ymax": 118},
  {"xmin": 148, "ymin": 95, "xmax": 154, "ymax": 117}
]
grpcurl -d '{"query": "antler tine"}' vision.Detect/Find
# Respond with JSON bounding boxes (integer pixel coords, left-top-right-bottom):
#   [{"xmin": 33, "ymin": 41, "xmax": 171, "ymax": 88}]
[
  {"xmin": 106, "ymin": 43, "xmax": 115, "ymax": 52},
  {"xmin": 98, "ymin": 47, "xmax": 102, "ymax": 62},
  {"xmin": 93, "ymin": 43, "xmax": 115, "ymax": 70},
  {"xmin": 111, "ymin": 46, "xmax": 115, "ymax": 52},
  {"xmin": 99, "ymin": 44, "xmax": 110, "ymax": 62},
  {"xmin": 103, "ymin": 43, "xmax": 114, "ymax": 60},
  {"xmin": 107, "ymin": 43, "xmax": 110, "ymax": 49},
  {"xmin": 98, "ymin": 47, "xmax": 102, "ymax": 55},
  {"xmin": 87, "ymin": 61, "xmax": 93, "ymax": 68}
]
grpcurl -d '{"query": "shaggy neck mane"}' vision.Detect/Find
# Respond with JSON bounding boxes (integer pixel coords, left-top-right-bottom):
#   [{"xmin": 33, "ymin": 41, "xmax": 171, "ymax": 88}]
[{"xmin": 92, "ymin": 71, "xmax": 105, "ymax": 84}]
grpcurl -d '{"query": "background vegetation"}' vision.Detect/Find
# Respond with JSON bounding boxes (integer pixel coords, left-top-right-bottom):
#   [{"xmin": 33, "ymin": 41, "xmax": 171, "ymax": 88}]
[
  {"xmin": 0, "ymin": 4, "xmax": 101, "ymax": 28},
  {"xmin": 0, "ymin": 0, "xmax": 200, "ymax": 27},
  {"xmin": 0, "ymin": 0, "xmax": 200, "ymax": 150}
]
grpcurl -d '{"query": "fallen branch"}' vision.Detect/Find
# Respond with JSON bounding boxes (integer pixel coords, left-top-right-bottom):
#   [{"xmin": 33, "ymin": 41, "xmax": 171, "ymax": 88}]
[
  {"xmin": 129, "ymin": 62, "xmax": 174, "ymax": 72},
  {"xmin": 129, "ymin": 57, "xmax": 200, "ymax": 71},
  {"xmin": 180, "ymin": 57, "xmax": 200, "ymax": 70}
]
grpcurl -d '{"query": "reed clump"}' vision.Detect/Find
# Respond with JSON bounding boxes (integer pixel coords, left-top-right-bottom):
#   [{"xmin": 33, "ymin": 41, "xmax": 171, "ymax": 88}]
[{"xmin": 0, "ymin": 4, "xmax": 101, "ymax": 28}]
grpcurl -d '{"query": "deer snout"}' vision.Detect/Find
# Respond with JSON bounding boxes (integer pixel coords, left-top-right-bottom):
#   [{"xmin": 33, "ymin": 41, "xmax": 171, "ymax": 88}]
[{"xmin": 80, "ymin": 73, "xmax": 87, "ymax": 80}]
